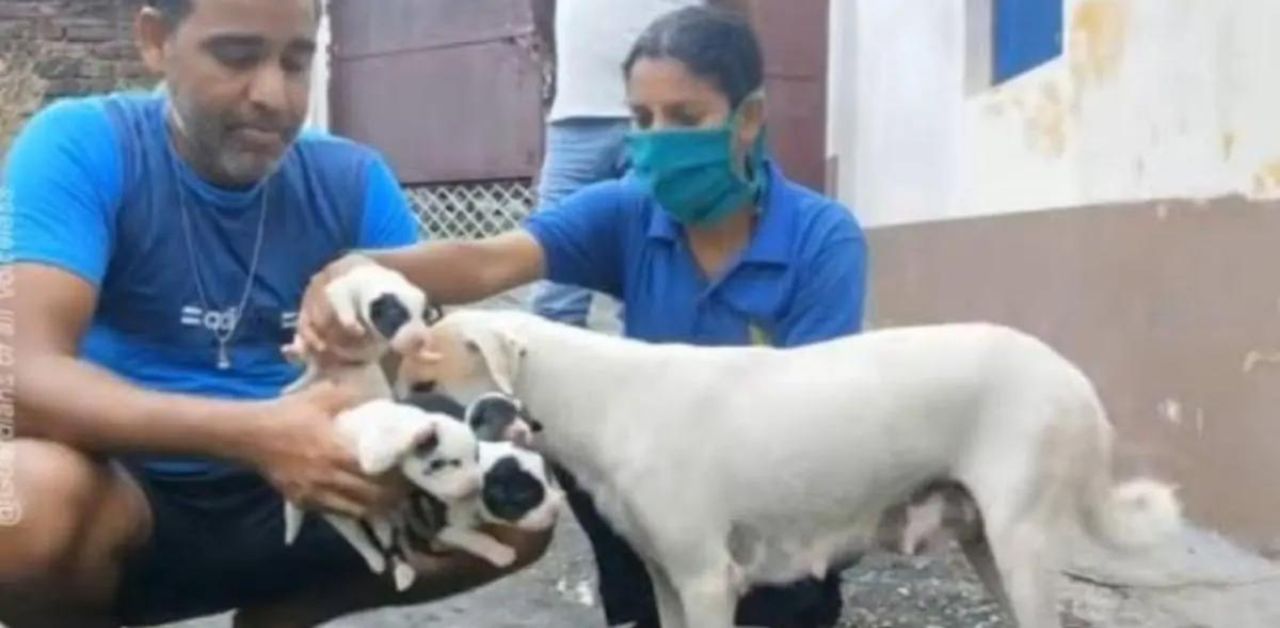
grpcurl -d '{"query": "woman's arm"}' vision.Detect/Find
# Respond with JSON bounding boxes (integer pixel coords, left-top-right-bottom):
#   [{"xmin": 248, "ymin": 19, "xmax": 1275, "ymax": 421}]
[{"xmin": 298, "ymin": 180, "xmax": 630, "ymax": 356}]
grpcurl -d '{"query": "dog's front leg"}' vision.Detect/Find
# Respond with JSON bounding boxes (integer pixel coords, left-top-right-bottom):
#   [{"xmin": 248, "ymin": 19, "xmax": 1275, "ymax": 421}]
[
  {"xmin": 644, "ymin": 561, "xmax": 686, "ymax": 628},
  {"xmin": 434, "ymin": 525, "xmax": 517, "ymax": 568},
  {"xmin": 672, "ymin": 571, "xmax": 736, "ymax": 628}
]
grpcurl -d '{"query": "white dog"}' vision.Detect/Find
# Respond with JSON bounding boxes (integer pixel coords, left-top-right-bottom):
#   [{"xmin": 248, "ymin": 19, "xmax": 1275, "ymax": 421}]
[{"xmin": 394, "ymin": 308, "xmax": 1184, "ymax": 628}]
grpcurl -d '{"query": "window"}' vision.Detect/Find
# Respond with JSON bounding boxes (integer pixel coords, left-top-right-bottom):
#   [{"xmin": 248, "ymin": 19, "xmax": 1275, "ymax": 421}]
[{"xmin": 993, "ymin": 0, "xmax": 1064, "ymax": 83}]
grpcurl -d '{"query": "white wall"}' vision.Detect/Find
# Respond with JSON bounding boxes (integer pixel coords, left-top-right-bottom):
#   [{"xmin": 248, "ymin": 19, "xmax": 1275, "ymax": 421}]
[
  {"xmin": 828, "ymin": 0, "xmax": 1280, "ymax": 228},
  {"xmin": 304, "ymin": 3, "xmax": 331, "ymax": 131}
]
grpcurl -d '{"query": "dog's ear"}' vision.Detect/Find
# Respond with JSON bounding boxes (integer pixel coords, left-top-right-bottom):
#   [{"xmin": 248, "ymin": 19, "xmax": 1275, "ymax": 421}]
[
  {"xmin": 356, "ymin": 418, "xmax": 437, "ymax": 476},
  {"xmin": 461, "ymin": 327, "xmax": 526, "ymax": 396}
]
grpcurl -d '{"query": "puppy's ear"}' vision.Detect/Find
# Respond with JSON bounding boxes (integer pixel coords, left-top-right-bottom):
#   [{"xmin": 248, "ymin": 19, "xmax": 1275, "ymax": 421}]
[
  {"xmin": 462, "ymin": 328, "xmax": 526, "ymax": 396},
  {"xmin": 414, "ymin": 429, "xmax": 439, "ymax": 454},
  {"xmin": 356, "ymin": 419, "xmax": 437, "ymax": 476}
]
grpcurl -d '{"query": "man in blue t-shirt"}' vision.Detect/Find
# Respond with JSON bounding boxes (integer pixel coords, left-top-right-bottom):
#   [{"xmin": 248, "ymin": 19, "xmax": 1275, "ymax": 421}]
[{"xmin": 0, "ymin": 1, "xmax": 549, "ymax": 625}]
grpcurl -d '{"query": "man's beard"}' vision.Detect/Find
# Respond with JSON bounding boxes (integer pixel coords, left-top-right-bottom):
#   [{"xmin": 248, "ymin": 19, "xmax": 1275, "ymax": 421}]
[{"xmin": 168, "ymin": 93, "xmax": 297, "ymax": 188}]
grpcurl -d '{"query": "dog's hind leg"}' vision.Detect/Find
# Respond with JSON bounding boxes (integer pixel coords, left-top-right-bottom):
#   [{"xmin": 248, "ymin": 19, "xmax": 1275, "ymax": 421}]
[
  {"xmin": 283, "ymin": 502, "xmax": 304, "ymax": 545},
  {"xmin": 960, "ymin": 534, "xmax": 1015, "ymax": 618},
  {"xmin": 326, "ymin": 515, "xmax": 389, "ymax": 575},
  {"xmin": 990, "ymin": 520, "xmax": 1060, "ymax": 628}
]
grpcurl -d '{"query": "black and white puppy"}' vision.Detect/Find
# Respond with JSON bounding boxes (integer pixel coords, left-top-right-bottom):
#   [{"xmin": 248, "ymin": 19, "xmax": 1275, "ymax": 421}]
[
  {"xmin": 281, "ymin": 262, "xmax": 435, "ymax": 398},
  {"xmin": 395, "ymin": 391, "xmax": 562, "ymax": 560},
  {"xmin": 281, "ymin": 263, "xmax": 438, "ymax": 547},
  {"xmin": 306, "ymin": 399, "xmax": 484, "ymax": 592}
]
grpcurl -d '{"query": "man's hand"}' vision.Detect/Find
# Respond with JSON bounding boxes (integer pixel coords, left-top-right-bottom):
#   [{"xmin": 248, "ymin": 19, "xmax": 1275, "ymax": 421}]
[
  {"xmin": 295, "ymin": 253, "xmax": 379, "ymax": 365},
  {"xmin": 247, "ymin": 380, "xmax": 407, "ymax": 519}
]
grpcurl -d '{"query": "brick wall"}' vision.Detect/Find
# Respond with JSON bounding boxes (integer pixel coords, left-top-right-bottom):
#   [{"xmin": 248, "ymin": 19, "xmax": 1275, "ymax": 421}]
[
  {"xmin": 1, "ymin": 0, "xmax": 154, "ymax": 154},
  {"xmin": 0, "ymin": 0, "xmax": 153, "ymax": 96}
]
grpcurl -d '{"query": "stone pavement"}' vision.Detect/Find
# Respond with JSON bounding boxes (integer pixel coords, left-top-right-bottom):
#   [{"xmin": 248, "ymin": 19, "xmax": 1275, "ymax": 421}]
[{"xmin": 159, "ymin": 514, "xmax": 1280, "ymax": 628}]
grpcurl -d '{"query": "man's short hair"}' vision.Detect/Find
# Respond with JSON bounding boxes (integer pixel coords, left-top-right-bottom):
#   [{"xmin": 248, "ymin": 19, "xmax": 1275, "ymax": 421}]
[
  {"xmin": 145, "ymin": 0, "xmax": 322, "ymax": 26},
  {"xmin": 145, "ymin": 0, "xmax": 194, "ymax": 25}
]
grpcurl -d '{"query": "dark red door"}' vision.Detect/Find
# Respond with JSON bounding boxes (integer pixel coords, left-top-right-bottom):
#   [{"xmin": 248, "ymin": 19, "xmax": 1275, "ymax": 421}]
[
  {"xmin": 328, "ymin": 0, "xmax": 546, "ymax": 185},
  {"xmin": 750, "ymin": 0, "xmax": 829, "ymax": 192}
]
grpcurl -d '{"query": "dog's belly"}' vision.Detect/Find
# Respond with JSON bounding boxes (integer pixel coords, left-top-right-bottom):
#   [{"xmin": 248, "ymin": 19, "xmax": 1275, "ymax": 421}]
[{"xmin": 729, "ymin": 521, "xmax": 876, "ymax": 586}]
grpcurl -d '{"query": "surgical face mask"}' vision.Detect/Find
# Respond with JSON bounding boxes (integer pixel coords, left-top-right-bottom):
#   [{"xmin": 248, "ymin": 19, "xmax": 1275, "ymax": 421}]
[{"xmin": 625, "ymin": 92, "xmax": 766, "ymax": 227}]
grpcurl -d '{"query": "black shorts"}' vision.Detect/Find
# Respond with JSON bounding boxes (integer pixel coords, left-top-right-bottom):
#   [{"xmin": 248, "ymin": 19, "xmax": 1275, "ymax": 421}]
[{"xmin": 112, "ymin": 462, "xmax": 368, "ymax": 626}]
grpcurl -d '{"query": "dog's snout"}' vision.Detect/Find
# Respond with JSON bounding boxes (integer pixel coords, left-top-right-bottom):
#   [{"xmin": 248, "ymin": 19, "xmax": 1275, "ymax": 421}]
[{"xmin": 369, "ymin": 293, "xmax": 411, "ymax": 341}]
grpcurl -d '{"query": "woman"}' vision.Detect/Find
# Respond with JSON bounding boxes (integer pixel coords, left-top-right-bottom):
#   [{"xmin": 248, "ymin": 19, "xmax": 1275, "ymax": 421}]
[{"xmin": 299, "ymin": 7, "xmax": 866, "ymax": 627}]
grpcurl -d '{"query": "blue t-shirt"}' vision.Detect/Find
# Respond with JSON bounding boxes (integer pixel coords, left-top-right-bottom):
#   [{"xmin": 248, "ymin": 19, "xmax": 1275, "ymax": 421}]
[
  {"xmin": 2, "ymin": 92, "xmax": 420, "ymax": 475},
  {"xmin": 524, "ymin": 161, "xmax": 867, "ymax": 348}
]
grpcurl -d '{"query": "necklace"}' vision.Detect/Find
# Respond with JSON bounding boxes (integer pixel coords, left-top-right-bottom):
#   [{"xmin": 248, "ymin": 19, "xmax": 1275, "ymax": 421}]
[{"xmin": 174, "ymin": 177, "xmax": 270, "ymax": 370}]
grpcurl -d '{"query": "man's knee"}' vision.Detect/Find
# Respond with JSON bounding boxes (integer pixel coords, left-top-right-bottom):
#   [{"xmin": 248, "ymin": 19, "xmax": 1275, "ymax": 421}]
[{"xmin": 0, "ymin": 439, "xmax": 146, "ymax": 585}]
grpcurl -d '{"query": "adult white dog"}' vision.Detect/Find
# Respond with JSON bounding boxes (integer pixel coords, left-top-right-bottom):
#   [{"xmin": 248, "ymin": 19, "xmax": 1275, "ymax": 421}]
[{"xmin": 395, "ymin": 308, "xmax": 1184, "ymax": 628}]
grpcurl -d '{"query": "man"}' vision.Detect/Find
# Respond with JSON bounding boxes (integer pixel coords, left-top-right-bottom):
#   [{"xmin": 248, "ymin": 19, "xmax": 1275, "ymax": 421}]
[
  {"xmin": 527, "ymin": 0, "xmax": 753, "ymax": 331},
  {"xmin": 0, "ymin": 1, "xmax": 547, "ymax": 626}
]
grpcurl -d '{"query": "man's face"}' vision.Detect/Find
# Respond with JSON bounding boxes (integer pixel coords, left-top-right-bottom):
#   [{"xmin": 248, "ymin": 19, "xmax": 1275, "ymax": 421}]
[{"xmin": 138, "ymin": 0, "xmax": 318, "ymax": 187}]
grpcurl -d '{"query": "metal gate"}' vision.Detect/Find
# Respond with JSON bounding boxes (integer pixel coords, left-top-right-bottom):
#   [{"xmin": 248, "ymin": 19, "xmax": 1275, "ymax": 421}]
[{"xmin": 329, "ymin": 0, "xmax": 547, "ymax": 238}]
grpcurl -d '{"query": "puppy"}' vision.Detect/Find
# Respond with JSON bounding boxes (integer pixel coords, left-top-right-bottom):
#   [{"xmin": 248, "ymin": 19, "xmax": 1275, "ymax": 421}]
[
  {"xmin": 404, "ymin": 389, "xmax": 543, "ymax": 445},
  {"xmin": 281, "ymin": 263, "xmax": 436, "ymax": 547},
  {"xmin": 392, "ymin": 391, "xmax": 561, "ymax": 566},
  {"xmin": 304, "ymin": 399, "xmax": 484, "ymax": 592}
]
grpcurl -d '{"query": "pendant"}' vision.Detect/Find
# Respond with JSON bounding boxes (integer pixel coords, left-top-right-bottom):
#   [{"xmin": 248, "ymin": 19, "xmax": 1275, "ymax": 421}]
[{"xmin": 217, "ymin": 342, "xmax": 231, "ymax": 370}]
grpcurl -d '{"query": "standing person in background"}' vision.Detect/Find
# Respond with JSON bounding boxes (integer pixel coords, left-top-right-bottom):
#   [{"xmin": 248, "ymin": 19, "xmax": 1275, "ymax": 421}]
[{"xmin": 528, "ymin": 0, "xmax": 754, "ymax": 332}]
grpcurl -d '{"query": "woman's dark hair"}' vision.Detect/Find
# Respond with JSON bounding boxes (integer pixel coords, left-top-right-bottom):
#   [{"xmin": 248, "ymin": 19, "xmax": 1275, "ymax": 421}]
[{"xmin": 623, "ymin": 6, "xmax": 765, "ymax": 108}]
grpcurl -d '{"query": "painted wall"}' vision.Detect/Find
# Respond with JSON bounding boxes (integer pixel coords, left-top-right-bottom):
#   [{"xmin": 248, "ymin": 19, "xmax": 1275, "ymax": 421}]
[
  {"xmin": 827, "ymin": 0, "xmax": 1280, "ymax": 549},
  {"xmin": 827, "ymin": 0, "xmax": 1280, "ymax": 227}
]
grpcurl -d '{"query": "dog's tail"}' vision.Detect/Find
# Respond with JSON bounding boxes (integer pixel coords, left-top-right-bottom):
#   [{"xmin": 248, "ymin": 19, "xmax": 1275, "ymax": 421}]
[
  {"xmin": 1075, "ymin": 416, "xmax": 1182, "ymax": 553},
  {"xmin": 1079, "ymin": 475, "xmax": 1183, "ymax": 552}
]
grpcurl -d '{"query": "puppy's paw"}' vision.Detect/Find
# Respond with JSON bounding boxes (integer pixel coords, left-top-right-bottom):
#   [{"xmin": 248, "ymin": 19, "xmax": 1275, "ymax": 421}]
[
  {"xmin": 484, "ymin": 543, "xmax": 517, "ymax": 568},
  {"xmin": 393, "ymin": 561, "xmax": 417, "ymax": 591}
]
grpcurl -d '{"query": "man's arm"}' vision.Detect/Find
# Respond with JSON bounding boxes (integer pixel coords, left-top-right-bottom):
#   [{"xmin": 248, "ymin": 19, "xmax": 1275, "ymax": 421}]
[
  {"xmin": 364, "ymin": 231, "xmax": 547, "ymax": 306},
  {"xmin": 10, "ymin": 264, "xmax": 269, "ymax": 461}
]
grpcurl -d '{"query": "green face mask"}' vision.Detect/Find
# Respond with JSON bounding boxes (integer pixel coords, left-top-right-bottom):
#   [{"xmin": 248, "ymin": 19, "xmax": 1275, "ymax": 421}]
[{"xmin": 625, "ymin": 93, "xmax": 766, "ymax": 227}]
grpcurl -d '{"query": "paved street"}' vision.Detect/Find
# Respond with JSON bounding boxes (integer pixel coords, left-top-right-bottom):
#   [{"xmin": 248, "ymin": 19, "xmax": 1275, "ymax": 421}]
[{"xmin": 164, "ymin": 512, "xmax": 1280, "ymax": 628}]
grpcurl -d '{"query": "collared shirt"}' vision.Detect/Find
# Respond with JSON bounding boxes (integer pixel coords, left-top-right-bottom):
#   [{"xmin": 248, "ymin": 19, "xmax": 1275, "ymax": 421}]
[{"xmin": 523, "ymin": 162, "xmax": 868, "ymax": 348}]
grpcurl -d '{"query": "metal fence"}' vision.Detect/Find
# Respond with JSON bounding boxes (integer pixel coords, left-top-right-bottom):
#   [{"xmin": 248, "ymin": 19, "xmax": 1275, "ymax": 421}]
[{"xmin": 403, "ymin": 179, "xmax": 536, "ymax": 240}]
